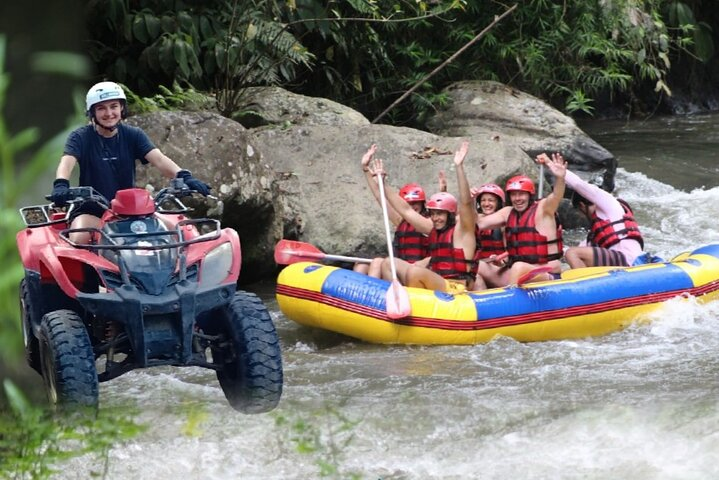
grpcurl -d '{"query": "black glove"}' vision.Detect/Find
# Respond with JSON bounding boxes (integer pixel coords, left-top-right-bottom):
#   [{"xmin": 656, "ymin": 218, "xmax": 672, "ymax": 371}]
[
  {"xmin": 176, "ymin": 169, "xmax": 211, "ymax": 196},
  {"xmin": 51, "ymin": 178, "xmax": 70, "ymax": 206}
]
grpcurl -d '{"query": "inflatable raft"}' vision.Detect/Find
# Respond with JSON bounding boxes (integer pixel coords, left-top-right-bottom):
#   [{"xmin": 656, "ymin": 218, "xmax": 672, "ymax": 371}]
[{"xmin": 276, "ymin": 244, "xmax": 719, "ymax": 344}]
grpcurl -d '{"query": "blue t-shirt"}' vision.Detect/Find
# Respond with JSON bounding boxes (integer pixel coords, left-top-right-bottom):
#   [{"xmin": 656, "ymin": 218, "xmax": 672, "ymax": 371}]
[{"xmin": 63, "ymin": 123, "xmax": 154, "ymax": 201}]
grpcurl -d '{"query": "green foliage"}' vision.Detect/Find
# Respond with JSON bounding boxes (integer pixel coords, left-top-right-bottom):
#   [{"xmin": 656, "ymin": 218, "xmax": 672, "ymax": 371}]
[
  {"xmin": 0, "ymin": 36, "xmax": 83, "ymax": 365},
  {"xmin": 274, "ymin": 405, "xmax": 361, "ymax": 479},
  {"xmin": 565, "ymin": 90, "xmax": 595, "ymax": 115},
  {"xmin": 86, "ymin": 0, "xmax": 712, "ymax": 123},
  {"xmin": 125, "ymin": 81, "xmax": 217, "ymax": 114},
  {"xmin": 664, "ymin": 1, "xmax": 715, "ymax": 62},
  {"xmin": 86, "ymin": 0, "xmax": 315, "ymax": 116},
  {"xmin": 0, "ymin": 380, "xmax": 145, "ymax": 480},
  {"xmin": 455, "ymin": 0, "xmax": 686, "ymax": 113}
]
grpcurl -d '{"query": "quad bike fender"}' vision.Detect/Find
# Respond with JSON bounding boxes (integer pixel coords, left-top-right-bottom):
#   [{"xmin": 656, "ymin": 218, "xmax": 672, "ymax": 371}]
[
  {"xmin": 38, "ymin": 245, "xmax": 118, "ymax": 299},
  {"xmin": 16, "ymin": 226, "xmax": 59, "ymax": 272},
  {"xmin": 186, "ymin": 227, "xmax": 242, "ymax": 282}
]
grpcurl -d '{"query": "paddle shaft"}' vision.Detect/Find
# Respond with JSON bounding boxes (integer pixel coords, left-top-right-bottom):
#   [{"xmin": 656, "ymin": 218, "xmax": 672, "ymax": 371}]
[
  {"xmin": 274, "ymin": 239, "xmax": 376, "ymax": 265},
  {"xmin": 538, "ymin": 163, "xmax": 544, "ymax": 199},
  {"xmin": 321, "ymin": 253, "xmax": 372, "ymax": 264},
  {"xmin": 376, "ymin": 172, "xmax": 400, "ymax": 280},
  {"xmin": 291, "ymin": 249, "xmax": 372, "ymax": 264}
]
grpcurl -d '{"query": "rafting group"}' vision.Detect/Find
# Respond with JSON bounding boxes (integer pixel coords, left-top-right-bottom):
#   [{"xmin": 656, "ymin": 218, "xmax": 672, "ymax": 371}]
[{"xmin": 352, "ymin": 140, "xmax": 655, "ymax": 294}]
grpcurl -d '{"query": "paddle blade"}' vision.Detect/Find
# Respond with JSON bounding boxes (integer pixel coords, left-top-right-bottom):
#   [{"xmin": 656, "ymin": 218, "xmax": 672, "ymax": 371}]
[
  {"xmin": 516, "ymin": 265, "xmax": 554, "ymax": 286},
  {"xmin": 385, "ymin": 279, "xmax": 411, "ymax": 319},
  {"xmin": 274, "ymin": 239, "xmax": 324, "ymax": 265}
]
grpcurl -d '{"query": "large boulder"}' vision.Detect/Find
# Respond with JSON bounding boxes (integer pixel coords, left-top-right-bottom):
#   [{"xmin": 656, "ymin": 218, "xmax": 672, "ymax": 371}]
[
  {"xmin": 128, "ymin": 111, "xmax": 283, "ymax": 282},
  {"xmin": 248, "ymin": 124, "xmax": 533, "ymax": 259},
  {"xmin": 235, "ymin": 86, "xmax": 371, "ymax": 128},
  {"xmin": 125, "ymin": 84, "xmax": 609, "ymax": 279},
  {"xmin": 426, "ymin": 80, "xmax": 617, "ymax": 191}
]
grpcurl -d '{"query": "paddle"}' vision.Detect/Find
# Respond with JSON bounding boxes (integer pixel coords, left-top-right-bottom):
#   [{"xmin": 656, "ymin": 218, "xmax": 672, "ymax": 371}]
[
  {"xmin": 516, "ymin": 265, "xmax": 554, "ymax": 286},
  {"xmin": 274, "ymin": 239, "xmax": 372, "ymax": 265},
  {"xmin": 375, "ymin": 167, "xmax": 412, "ymax": 319}
]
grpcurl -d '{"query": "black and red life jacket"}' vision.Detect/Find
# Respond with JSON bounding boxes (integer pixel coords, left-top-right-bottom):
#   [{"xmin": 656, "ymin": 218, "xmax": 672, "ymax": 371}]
[
  {"xmin": 587, "ymin": 199, "xmax": 644, "ymax": 249},
  {"xmin": 505, "ymin": 202, "xmax": 563, "ymax": 264},
  {"xmin": 477, "ymin": 227, "xmax": 506, "ymax": 259},
  {"xmin": 393, "ymin": 220, "xmax": 430, "ymax": 263},
  {"xmin": 428, "ymin": 225, "xmax": 478, "ymax": 280}
]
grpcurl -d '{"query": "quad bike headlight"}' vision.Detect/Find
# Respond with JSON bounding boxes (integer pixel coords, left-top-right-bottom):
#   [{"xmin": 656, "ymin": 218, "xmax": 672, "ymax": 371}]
[{"xmin": 199, "ymin": 242, "xmax": 233, "ymax": 287}]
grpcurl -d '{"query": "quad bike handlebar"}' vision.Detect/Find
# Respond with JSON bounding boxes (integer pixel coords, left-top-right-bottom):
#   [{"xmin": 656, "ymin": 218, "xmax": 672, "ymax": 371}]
[
  {"xmin": 44, "ymin": 186, "xmax": 109, "ymax": 207},
  {"xmin": 23, "ymin": 178, "xmax": 216, "ymax": 228}
]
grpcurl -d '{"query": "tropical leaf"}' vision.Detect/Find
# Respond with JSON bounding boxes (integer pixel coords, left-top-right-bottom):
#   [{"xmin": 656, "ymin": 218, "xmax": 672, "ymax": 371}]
[{"xmin": 693, "ymin": 21, "xmax": 715, "ymax": 62}]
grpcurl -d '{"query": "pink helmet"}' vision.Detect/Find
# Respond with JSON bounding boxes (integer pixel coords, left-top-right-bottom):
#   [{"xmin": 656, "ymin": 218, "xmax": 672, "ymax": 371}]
[
  {"xmin": 399, "ymin": 183, "xmax": 426, "ymax": 202},
  {"xmin": 477, "ymin": 183, "xmax": 506, "ymax": 203},
  {"xmin": 505, "ymin": 175, "xmax": 536, "ymax": 195},
  {"xmin": 426, "ymin": 192, "xmax": 457, "ymax": 213}
]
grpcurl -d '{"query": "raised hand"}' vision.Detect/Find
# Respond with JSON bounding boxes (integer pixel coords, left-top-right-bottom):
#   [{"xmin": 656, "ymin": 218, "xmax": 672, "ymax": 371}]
[
  {"xmin": 543, "ymin": 152, "xmax": 567, "ymax": 179},
  {"xmin": 453, "ymin": 140, "xmax": 469, "ymax": 166},
  {"xmin": 438, "ymin": 170, "xmax": 447, "ymax": 192},
  {"xmin": 362, "ymin": 144, "xmax": 378, "ymax": 171},
  {"xmin": 369, "ymin": 157, "xmax": 386, "ymax": 178}
]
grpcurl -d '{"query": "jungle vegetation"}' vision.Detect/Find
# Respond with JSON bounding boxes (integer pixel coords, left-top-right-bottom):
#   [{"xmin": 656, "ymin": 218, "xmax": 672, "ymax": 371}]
[{"xmin": 85, "ymin": 0, "xmax": 716, "ymax": 125}]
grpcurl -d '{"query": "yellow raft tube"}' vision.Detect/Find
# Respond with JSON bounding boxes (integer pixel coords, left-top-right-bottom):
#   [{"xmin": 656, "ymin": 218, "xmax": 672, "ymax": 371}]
[{"xmin": 276, "ymin": 244, "xmax": 719, "ymax": 344}]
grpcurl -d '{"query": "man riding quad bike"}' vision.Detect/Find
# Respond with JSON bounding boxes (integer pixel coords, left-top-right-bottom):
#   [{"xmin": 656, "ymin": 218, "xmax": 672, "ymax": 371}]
[{"xmin": 17, "ymin": 179, "xmax": 283, "ymax": 413}]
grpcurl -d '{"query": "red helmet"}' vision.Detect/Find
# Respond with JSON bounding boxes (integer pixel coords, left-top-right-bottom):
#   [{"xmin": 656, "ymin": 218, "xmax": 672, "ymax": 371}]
[
  {"xmin": 477, "ymin": 183, "xmax": 506, "ymax": 203},
  {"xmin": 505, "ymin": 175, "xmax": 536, "ymax": 195},
  {"xmin": 426, "ymin": 192, "xmax": 457, "ymax": 213},
  {"xmin": 399, "ymin": 183, "xmax": 426, "ymax": 202}
]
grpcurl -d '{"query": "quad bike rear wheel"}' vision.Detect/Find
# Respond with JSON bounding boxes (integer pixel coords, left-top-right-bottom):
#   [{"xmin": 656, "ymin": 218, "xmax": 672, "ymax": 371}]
[
  {"xmin": 39, "ymin": 309, "xmax": 99, "ymax": 409},
  {"xmin": 212, "ymin": 291, "xmax": 283, "ymax": 413},
  {"xmin": 20, "ymin": 279, "xmax": 41, "ymax": 374}
]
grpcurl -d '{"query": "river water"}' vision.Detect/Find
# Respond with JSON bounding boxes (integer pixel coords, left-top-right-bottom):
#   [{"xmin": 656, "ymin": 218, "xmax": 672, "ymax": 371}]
[{"xmin": 62, "ymin": 114, "xmax": 719, "ymax": 480}]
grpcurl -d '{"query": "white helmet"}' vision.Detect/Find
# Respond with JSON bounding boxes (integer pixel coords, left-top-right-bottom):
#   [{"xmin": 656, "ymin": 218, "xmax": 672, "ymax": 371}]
[{"xmin": 86, "ymin": 81, "xmax": 127, "ymax": 115}]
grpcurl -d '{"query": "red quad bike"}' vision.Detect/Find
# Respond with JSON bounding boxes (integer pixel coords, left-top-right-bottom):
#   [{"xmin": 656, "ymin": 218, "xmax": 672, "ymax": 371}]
[{"xmin": 17, "ymin": 179, "xmax": 283, "ymax": 413}]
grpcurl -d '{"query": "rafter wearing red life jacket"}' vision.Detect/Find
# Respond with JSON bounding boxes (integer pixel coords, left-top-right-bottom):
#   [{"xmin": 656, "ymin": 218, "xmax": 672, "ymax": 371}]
[
  {"xmin": 428, "ymin": 225, "xmax": 478, "ymax": 281},
  {"xmin": 393, "ymin": 220, "xmax": 430, "ymax": 263},
  {"xmin": 587, "ymin": 198, "xmax": 644, "ymax": 249},
  {"xmin": 477, "ymin": 227, "xmax": 506, "ymax": 259},
  {"xmin": 505, "ymin": 202, "xmax": 563, "ymax": 265}
]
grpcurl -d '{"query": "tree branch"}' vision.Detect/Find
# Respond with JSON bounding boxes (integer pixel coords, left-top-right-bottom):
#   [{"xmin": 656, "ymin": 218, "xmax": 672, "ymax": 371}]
[{"xmin": 372, "ymin": 4, "xmax": 518, "ymax": 124}]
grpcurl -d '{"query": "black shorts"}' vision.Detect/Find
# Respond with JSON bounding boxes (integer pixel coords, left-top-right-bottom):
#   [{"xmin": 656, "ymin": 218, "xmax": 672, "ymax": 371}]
[
  {"xmin": 592, "ymin": 248, "xmax": 629, "ymax": 267},
  {"xmin": 68, "ymin": 200, "xmax": 107, "ymax": 224}
]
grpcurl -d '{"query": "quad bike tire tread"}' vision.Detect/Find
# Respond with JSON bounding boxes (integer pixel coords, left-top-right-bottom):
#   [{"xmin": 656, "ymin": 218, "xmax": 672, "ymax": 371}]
[
  {"xmin": 39, "ymin": 310, "xmax": 99, "ymax": 409},
  {"xmin": 216, "ymin": 291, "xmax": 283, "ymax": 413}
]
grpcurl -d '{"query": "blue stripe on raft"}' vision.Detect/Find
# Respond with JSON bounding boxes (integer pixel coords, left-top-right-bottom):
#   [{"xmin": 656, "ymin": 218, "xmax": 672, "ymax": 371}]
[
  {"xmin": 689, "ymin": 243, "xmax": 719, "ymax": 258},
  {"xmin": 322, "ymin": 268, "xmax": 390, "ymax": 311},
  {"xmin": 468, "ymin": 264, "xmax": 695, "ymax": 321}
]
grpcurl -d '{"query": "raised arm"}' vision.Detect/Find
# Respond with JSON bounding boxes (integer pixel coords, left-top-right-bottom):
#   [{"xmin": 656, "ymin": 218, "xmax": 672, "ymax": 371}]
[
  {"xmin": 565, "ymin": 169, "xmax": 624, "ymax": 220},
  {"xmin": 476, "ymin": 206, "xmax": 511, "ymax": 230},
  {"xmin": 454, "ymin": 141, "xmax": 476, "ymax": 234},
  {"xmin": 535, "ymin": 153, "xmax": 566, "ymax": 216},
  {"xmin": 361, "ymin": 144, "xmax": 402, "ymax": 226},
  {"xmin": 376, "ymin": 159, "xmax": 434, "ymax": 234}
]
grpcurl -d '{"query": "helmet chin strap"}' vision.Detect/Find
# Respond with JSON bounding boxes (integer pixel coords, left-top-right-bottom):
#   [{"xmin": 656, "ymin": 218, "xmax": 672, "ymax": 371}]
[{"xmin": 93, "ymin": 117, "xmax": 119, "ymax": 133}]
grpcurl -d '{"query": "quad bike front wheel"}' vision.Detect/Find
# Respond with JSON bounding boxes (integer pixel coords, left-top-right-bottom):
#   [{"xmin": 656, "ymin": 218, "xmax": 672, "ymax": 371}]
[
  {"xmin": 39, "ymin": 309, "xmax": 99, "ymax": 409},
  {"xmin": 212, "ymin": 291, "xmax": 283, "ymax": 413}
]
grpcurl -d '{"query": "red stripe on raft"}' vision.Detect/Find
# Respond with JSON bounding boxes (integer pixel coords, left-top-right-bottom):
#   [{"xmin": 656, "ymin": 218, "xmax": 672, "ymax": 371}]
[{"xmin": 276, "ymin": 279, "xmax": 719, "ymax": 332}]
